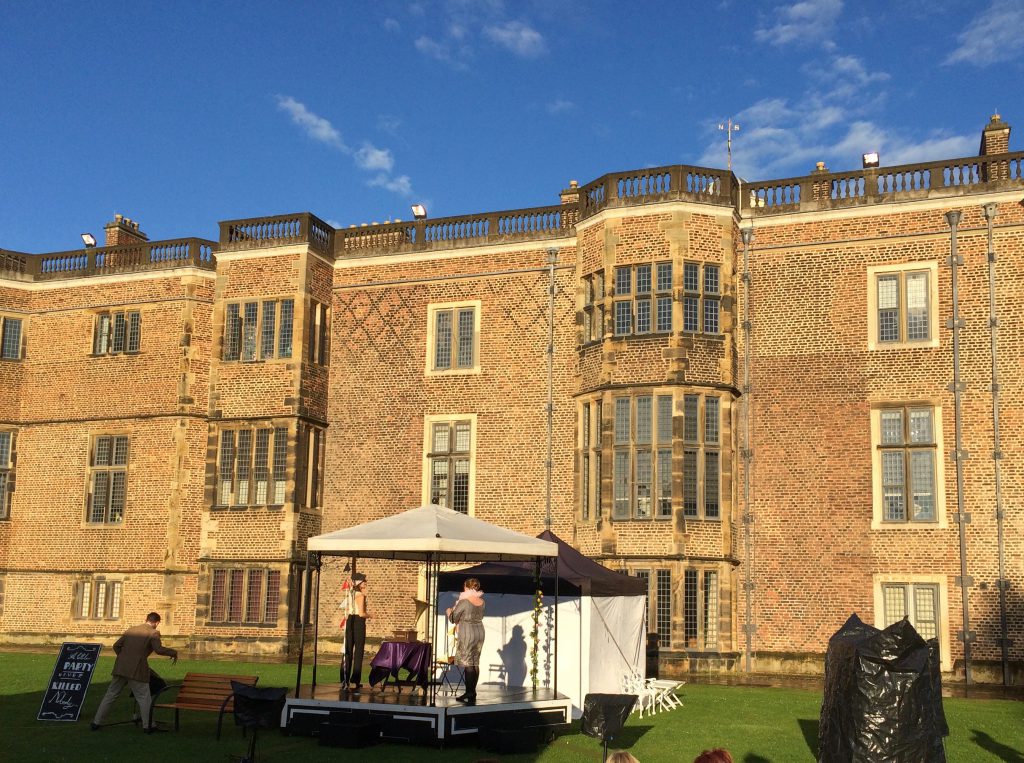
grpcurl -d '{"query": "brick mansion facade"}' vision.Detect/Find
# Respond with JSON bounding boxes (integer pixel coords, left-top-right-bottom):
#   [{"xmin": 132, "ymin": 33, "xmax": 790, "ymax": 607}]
[{"xmin": 0, "ymin": 115, "xmax": 1021, "ymax": 682}]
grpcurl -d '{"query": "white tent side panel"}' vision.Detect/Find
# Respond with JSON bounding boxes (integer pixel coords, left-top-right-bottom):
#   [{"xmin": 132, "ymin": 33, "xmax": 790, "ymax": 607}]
[
  {"xmin": 588, "ymin": 594, "xmax": 647, "ymax": 694},
  {"xmin": 434, "ymin": 591, "xmax": 646, "ymax": 717}
]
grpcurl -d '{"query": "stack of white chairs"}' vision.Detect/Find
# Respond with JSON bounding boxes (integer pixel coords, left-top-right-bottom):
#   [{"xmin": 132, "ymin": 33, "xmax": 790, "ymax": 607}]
[
  {"xmin": 621, "ymin": 670, "xmax": 684, "ymax": 718},
  {"xmin": 621, "ymin": 670, "xmax": 659, "ymax": 719},
  {"xmin": 648, "ymin": 677, "xmax": 684, "ymax": 712}
]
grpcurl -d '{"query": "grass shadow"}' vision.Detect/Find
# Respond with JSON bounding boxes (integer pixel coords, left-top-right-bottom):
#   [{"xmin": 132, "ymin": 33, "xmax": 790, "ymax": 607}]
[
  {"xmin": 797, "ymin": 717, "xmax": 818, "ymax": 759},
  {"xmin": 972, "ymin": 729, "xmax": 1024, "ymax": 763},
  {"xmin": 599, "ymin": 723, "xmax": 654, "ymax": 749}
]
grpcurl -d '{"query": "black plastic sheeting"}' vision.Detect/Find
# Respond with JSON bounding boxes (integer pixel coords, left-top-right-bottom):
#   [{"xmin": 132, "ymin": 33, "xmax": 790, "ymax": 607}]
[
  {"xmin": 580, "ymin": 693, "xmax": 638, "ymax": 742},
  {"xmin": 818, "ymin": 614, "xmax": 948, "ymax": 762}
]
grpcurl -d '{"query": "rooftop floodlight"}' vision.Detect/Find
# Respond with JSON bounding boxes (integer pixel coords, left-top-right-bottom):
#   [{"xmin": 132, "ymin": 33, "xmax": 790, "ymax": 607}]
[
  {"xmin": 411, "ymin": 204, "xmax": 427, "ymax": 220},
  {"xmin": 862, "ymin": 152, "xmax": 880, "ymax": 168},
  {"xmin": 81, "ymin": 233, "xmax": 97, "ymax": 248}
]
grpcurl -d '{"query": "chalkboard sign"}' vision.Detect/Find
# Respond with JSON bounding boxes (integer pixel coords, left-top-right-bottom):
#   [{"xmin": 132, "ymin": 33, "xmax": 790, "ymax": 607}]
[{"xmin": 38, "ymin": 642, "xmax": 102, "ymax": 722}]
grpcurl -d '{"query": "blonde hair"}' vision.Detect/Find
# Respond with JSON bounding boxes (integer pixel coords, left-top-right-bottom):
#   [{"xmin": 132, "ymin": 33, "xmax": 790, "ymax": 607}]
[
  {"xmin": 464, "ymin": 578, "xmax": 481, "ymax": 591},
  {"xmin": 608, "ymin": 752, "xmax": 640, "ymax": 763}
]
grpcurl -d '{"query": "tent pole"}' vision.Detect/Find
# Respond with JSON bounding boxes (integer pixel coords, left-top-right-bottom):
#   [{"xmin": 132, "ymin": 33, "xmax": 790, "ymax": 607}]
[
  {"xmin": 429, "ymin": 555, "xmax": 438, "ymax": 707},
  {"xmin": 311, "ymin": 553, "xmax": 321, "ymax": 692},
  {"xmin": 295, "ymin": 552, "xmax": 311, "ymax": 697},
  {"xmin": 554, "ymin": 554, "xmax": 559, "ymax": 697}
]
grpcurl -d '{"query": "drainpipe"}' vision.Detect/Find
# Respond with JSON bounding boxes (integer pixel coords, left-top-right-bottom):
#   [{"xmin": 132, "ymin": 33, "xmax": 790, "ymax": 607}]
[
  {"xmin": 740, "ymin": 226, "xmax": 755, "ymax": 673},
  {"xmin": 982, "ymin": 203, "xmax": 1012, "ymax": 686},
  {"xmin": 945, "ymin": 210, "xmax": 974, "ymax": 685},
  {"xmin": 546, "ymin": 247, "xmax": 558, "ymax": 530}
]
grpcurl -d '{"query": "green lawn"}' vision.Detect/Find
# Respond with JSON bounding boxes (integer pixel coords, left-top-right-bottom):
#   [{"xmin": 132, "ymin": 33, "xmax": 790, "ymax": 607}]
[{"xmin": 4, "ymin": 651, "xmax": 1021, "ymax": 762}]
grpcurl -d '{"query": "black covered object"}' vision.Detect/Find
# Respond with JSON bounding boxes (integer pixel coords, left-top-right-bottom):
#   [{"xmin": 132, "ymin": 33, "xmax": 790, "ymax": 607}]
[
  {"xmin": 581, "ymin": 693, "xmax": 637, "ymax": 742},
  {"xmin": 818, "ymin": 614, "xmax": 948, "ymax": 763},
  {"xmin": 438, "ymin": 530, "xmax": 647, "ymax": 597},
  {"xmin": 230, "ymin": 681, "xmax": 288, "ymax": 730}
]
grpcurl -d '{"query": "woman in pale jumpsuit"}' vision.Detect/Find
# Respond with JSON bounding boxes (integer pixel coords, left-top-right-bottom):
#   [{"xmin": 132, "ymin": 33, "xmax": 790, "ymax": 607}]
[{"xmin": 446, "ymin": 577, "xmax": 484, "ymax": 704}]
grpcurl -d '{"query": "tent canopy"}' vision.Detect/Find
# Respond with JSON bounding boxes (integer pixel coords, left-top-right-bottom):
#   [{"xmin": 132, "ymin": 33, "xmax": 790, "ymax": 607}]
[
  {"xmin": 438, "ymin": 530, "xmax": 647, "ymax": 596},
  {"xmin": 306, "ymin": 504, "xmax": 558, "ymax": 562}
]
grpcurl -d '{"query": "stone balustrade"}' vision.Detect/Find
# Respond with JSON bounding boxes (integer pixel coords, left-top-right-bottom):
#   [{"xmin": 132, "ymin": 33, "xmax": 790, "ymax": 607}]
[
  {"xmin": 337, "ymin": 205, "xmax": 564, "ymax": 256},
  {"xmin": 4, "ymin": 151, "xmax": 1022, "ymax": 272},
  {"xmin": 0, "ymin": 239, "xmax": 215, "ymax": 281},
  {"xmin": 218, "ymin": 212, "xmax": 334, "ymax": 255}
]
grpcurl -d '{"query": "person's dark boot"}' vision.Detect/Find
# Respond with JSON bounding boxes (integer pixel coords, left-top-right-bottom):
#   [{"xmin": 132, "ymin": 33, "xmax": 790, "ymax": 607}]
[{"xmin": 457, "ymin": 667, "xmax": 478, "ymax": 704}]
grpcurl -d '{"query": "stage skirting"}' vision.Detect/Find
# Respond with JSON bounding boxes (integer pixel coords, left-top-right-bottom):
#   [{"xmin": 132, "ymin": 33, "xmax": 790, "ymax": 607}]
[{"xmin": 283, "ymin": 683, "xmax": 573, "ymax": 745}]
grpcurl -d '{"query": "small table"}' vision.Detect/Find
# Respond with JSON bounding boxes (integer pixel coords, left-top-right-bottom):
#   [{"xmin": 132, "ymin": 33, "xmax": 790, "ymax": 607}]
[{"xmin": 368, "ymin": 641, "xmax": 432, "ymax": 691}]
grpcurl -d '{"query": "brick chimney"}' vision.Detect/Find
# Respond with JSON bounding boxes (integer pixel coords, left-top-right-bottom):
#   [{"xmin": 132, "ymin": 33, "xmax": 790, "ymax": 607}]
[
  {"xmin": 979, "ymin": 114, "xmax": 1012, "ymax": 182},
  {"xmin": 979, "ymin": 113, "xmax": 1010, "ymax": 156},
  {"xmin": 103, "ymin": 214, "xmax": 149, "ymax": 247}
]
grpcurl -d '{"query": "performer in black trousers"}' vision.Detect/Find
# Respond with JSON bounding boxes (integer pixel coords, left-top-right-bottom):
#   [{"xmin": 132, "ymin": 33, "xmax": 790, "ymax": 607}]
[{"xmin": 343, "ymin": 575, "xmax": 369, "ymax": 690}]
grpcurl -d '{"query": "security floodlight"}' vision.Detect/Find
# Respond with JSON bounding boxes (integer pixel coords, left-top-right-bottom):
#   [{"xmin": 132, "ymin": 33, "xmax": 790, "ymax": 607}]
[
  {"xmin": 862, "ymin": 152, "xmax": 880, "ymax": 168},
  {"xmin": 81, "ymin": 233, "xmax": 97, "ymax": 248},
  {"xmin": 411, "ymin": 204, "xmax": 427, "ymax": 220}
]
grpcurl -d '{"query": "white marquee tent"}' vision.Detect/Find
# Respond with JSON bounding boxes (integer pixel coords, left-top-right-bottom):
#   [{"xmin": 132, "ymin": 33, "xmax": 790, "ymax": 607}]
[
  {"xmin": 298, "ymin": 504, "xmax": 559, "ymax": 703},
  {"xmin": 437, "ymin": 530, "xmax": 647, "ymax": 717}
]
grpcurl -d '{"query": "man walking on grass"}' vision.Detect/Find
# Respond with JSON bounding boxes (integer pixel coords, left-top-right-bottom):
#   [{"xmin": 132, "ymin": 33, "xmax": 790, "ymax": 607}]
[{"xmin": 90, "ymin": 612, "xmax": 178, "ymax": 733}]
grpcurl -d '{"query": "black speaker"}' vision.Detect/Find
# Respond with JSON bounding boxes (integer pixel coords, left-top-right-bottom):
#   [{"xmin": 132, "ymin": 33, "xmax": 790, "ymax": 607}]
[
  {"xmin": 481, "ymin": 726, "xmax": 541, "ymax": 754},
  {"xmin": 318, "ymin": 720, "xmax": 377, "ymax": 748}
]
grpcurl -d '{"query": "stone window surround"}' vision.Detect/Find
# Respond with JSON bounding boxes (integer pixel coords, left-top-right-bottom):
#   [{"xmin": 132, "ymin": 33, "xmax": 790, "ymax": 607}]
[
  {"xmin": 72, "ymin": 575, "xmax": 124, "ymax": 621},
  {"xmin": 869, "ymin": 402, "xmax": 947, "ymax": 530},
  {"xmin": 207, "ymin": 566, "xmax": 282, "ymax": 626},
  {"xmin": 866, "ymin": 260, "xmax": 940, "ymax": 351},
  {"xmin": 0, "ymin": 314, "xmax": 24, "ymax": 360},
  {"xmin": 421, "ymin": 413, "xmax": 477, "ymax": 516},
  {"xmin": 0, "ymin": 429, "xmax": 14, "ymax": 520},
  {"xmin": 92, "ymin": 309, "xmax": 141, "ymax": 356},
  {"xmin": 221, "ymin": 296, "xmax": 295, "ymax": 362},
  {"xmin": 84, "ymin": 433, "xmax": 130, "ymax": 527},
  {"xmin": 425, "ymin": 300, "xmax": 481, "ymax": 376},
  {"xmin": 579, "ymin": 389, "xmax": 723, "ymax": 523},
  {"xmin": 872, "ymin": 572, "xmax": 951, "ymax": 672}
]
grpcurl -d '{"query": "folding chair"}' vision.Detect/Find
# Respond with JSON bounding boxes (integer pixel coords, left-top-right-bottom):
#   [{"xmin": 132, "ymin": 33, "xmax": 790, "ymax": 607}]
[
  {"xmin": 621, "ymin": 671, "xmax": 659, "ymax": 719},
  {"xmin": 432, "ymin": 659, "xmax": 463, "ymax": 696}
]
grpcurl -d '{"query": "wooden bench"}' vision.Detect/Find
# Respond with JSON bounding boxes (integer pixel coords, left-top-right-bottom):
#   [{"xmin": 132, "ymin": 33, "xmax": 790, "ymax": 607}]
[{"xmin": 151, "ymin": 672, "xmax": 259, "ymax": 730}]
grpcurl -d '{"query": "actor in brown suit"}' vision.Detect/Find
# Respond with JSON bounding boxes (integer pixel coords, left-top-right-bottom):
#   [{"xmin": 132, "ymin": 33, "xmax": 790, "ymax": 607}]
[{"xmin": 90, "ymin": 612, "xmax": 178, "ymax": 733}]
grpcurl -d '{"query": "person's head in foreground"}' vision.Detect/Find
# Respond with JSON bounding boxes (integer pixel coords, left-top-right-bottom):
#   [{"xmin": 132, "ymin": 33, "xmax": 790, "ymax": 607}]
[
  {"xmin": 608, "ymin": 752, "xmax": 640, "ymax": 763},
  {"xmin": 694, "ymin": 749, "xmax": 734, "ymax": 763}
]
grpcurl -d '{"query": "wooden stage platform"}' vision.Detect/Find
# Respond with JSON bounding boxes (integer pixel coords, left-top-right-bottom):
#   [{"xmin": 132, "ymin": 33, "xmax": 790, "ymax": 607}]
[{"xmin": 284, "ymin": 682, "xmax": 573, "ymax": 747}]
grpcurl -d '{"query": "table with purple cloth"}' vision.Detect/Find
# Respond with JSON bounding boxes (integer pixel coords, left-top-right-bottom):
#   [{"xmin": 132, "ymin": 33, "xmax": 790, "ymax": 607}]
[{"xmin": 368, "ymin": 641, "xmax": 432, "ymax": 689}]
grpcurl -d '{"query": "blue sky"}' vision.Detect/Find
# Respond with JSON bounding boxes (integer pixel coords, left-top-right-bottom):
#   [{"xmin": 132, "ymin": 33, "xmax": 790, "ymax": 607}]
[{"xmin": 1, "ymin": 0, "xmax": 1021, "ymax": 252}]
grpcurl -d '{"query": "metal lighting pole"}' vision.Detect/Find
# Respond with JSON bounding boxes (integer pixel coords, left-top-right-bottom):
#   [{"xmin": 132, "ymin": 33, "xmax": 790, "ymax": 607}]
[
  {"xmin": 740, "ymin": 227, "xmax": 755, "ymax": 672},
  {"xmin": 546, "ymin": 247, "xmax": 558, "ymax": 529},
  {"xmin": 945, "ymin": 210, "xmax": 974, "ymax": 685}
]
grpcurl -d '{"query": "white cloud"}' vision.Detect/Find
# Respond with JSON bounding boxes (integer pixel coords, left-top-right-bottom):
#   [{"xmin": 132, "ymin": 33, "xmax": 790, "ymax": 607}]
[
  {"xmin": 547, "ymin": 98, "xmax": 575, "ymax": 115},
  {"xmin": 945, "ymin": 0, "xmax": 1024, "ymax": 66},
  {"xmin": 484, "ymin": 20, "xmax": 546, "ymax": 57},
  {"xmin": 274, "ymin": 95, "xmax": 347, "ymax": 150},
  {"xmin": 378, "ymin": 114, "xmax": 402, "ymax": 136},
  {"xmin": 355, "ymin": 143, "xmax": 395, "ymax": 172},
  {"xmin": 755, "ymin": 0, "xmax": 843, "ymax": 47},
  {"xmin": 275, "ymin": 95, "xmax": 413, "ymax": 198},
  {"xmin": 877, "ymin": 133, "xmax": 976, "ymax": 166},
  {"xmin": 369, "ymin": 173, "xmax": 414, "ymax": 196},
  {"xmin": 415, "ymin": 35, "xmax": 453, "ymax": 62},
  {"xmin": 383, "ymin": 17, "xmax": 400, "ymax": 32}
]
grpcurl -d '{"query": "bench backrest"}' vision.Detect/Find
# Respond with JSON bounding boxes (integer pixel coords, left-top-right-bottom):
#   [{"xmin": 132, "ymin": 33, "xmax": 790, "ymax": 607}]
[{"xmin": 176, "ymin": 672, "xmax": 259, "ymax": 710}]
